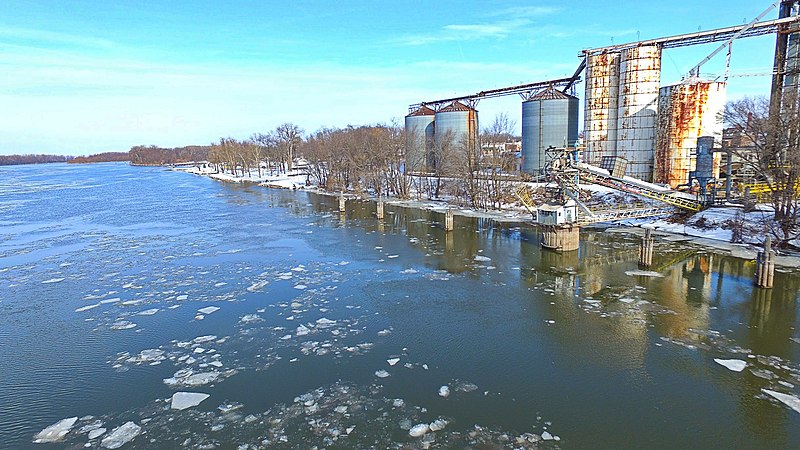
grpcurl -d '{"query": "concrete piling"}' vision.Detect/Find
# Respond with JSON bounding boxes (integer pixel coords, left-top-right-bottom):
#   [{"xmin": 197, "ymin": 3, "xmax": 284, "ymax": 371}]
[
  {"xmin": 755, "ymin": 236, "xmax": 775, "ymax": 289},
  {"xmin": 376, "ymin": 199, "xmax": 384, "ymax": 220},
  {"xmin": 639, "ymin": 228, "xmax": 654, "ymax": 268},
  {"xmin": 444, "ymin": 209, "xmax": 454, "ymax": 232},
  {"xmin": 338, "ymin": 193, "xmax": 346, "ymax": 213}
]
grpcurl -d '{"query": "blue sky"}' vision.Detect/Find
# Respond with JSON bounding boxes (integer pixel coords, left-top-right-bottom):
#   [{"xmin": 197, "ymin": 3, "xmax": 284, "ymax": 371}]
[{"xmin": 0, "ymin": 0, "xmax": 784, "ymax": 155}]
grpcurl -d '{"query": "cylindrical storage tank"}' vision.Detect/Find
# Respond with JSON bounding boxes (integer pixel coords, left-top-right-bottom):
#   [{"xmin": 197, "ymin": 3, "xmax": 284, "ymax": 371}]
[
  {"xmin": 404, "ymin": 105, "xmax": 435, "ymax": 174},
  {"xmin": 583, "ymin": 52, "xmax": 620, "ymax": 166},
  {"xmin": 522, "ymin": 86, "xmax": 579, "ymax": 175},
  {"xmin": 654, "ymin": 80, "xmax": 726, "ymax": 188},
  {"xmin": 694, "ymin": 136, "xmax": 715, "ymax": 180},
  {"xmin": 616, "ymin": 45, "xmax": 661, "ymax": 182},
  {"xmin": 433, "ymin": 101, "xmax": 478, "ymax": 174}
]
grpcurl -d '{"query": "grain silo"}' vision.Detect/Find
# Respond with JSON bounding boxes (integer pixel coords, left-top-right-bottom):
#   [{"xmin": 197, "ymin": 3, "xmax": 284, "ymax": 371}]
[
  {"xmin": 522, "ymin": 86, "xmax": 579, "ymax": 175},
  {"xmin": 583, "ymin": 52, "xmax": 620, "ymax": 167},
  {"xmin": 404, "ymin": 105, "xmax": 435, "ymax": 173},
  {"xmin": 433, "ymin": 101, "xmax": 478, "ymax": 174},
  {"xmin": 655, "ymin": 80, "xmax": 726, "ymax": 188},
  {"xmin": 616, "ymin": 45, "xmax": 661, "ymax": 181}
]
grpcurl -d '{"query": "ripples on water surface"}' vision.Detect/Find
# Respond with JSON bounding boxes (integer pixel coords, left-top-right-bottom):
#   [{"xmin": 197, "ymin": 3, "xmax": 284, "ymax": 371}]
[{"xmin": 2, "ymin": 162, "xmax": 800, "ymax": 449}]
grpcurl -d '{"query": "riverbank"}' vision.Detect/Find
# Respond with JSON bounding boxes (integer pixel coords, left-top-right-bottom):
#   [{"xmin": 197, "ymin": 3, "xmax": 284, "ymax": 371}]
[{"xmin": 175, "ymin": 166, "xmax": 800, "ymax": 268}]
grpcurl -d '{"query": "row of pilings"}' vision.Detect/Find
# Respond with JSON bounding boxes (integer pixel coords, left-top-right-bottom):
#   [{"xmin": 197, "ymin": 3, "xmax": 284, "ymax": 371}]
[{"xmin": 338, "ymin": 192, "xmax": 454, "ymax": 232}]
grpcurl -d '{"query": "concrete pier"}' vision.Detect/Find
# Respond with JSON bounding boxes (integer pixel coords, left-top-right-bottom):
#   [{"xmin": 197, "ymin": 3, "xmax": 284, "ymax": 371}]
[
  {"xmin": 755, "ymin": 236, "xmax": 775, "ymax": 289},
  {"xmin": 444, "ymin": 209, "xmax": 454, "ymax": 232},
  {"xmin": 541, "ymin": 224, "xmax": 579, "ymax": 252},
  {"xmin": 639, "ymin": 228, "xmax": 654, "ymax": 268},
  {"xmin": 338, "ymin": 193, "xmax": 346, "ymax": 213}
]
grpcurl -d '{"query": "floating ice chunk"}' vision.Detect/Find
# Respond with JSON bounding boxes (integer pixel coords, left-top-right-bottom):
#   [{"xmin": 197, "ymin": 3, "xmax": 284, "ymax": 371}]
[
  {"xmin": 387, "ymin": 255, "xmax": 399, "ymax": 259},
  {"xmin": 334, "ymin": 405, "xmax": 348, "ymax": 414},
  {"xmin": 42, "ymin": 278, "xmax": 65, "ymax": 284},
  {"xmin": 316, "ymin": 317, "xmax": 336, "ymax": 327},
  {"xmin": 438, "ymin": 385, "xmax": 450, "ymax": 398},
  {"xmin": 246, "ymin": 280, "xmax": 269, "ymax": 292},
  {"xmin": 762, "ymin": 389, "xmax": 800, "ymax": 413},
  {"xmin": 110, "ymin": 321, "xmax": 136, "ymax": 330},
  {"xmin": 88, "ymin": 428, "xmax": 107, "ymax": 439},
  {"xmin": 377, "ymin": 329, "xmax": 391, "ymax": 336},
  {"xmin": 375, "ymin": 370, "xmax": 390, "ymax": 378},
  {"xmin": 542, "ymin": 431, "xmax": 554, "ymax": 440},
  {"xmin": 624, "ymin": 270, "xmax": 664, "ymax": 277},
  {"xmin": 184, "ymin": 371, "xmax": 220, "ymax": 386},
  {"xmin": 400, "ymin": 268, "xmax": 418, "ymax": 274},
  {"xmin": 100, "ymin": 421, "xmax": 140, "ymax": 448},
  {"xmin": 291, "ymin": 266, "xmax": 306, "ymax": 272},
  {"xmin": 392, "ymin": 399, "xmax": 405, "ymax": 408},
  {"xmin": 75, "ymin": 304, "xmax": 100, "ymax": 312},
  {"xmin": 714, "ymin": 358, "xmax": 747, "ymax": 372},
  {"xmin": 197, "ymin": 306, "xmax": 220, "ymax": 315},
  {"xmin": 176, "ymin": 295, "xmax": 188, "ymax": 301},
  {"xmin": 214, "ymin": 282, "xmax": 227, "ymax": 287},
  {"xmin": 618, "ymin": 298, "xmax": 635, "ymax": 304},
  {"xmin": 409, "ymin": 423, "xmax": 429, "ymax": 437},
  {"xmin": 33, "ymin": 417, "xmax": 78, "ymax": 443},
  {"xmin": 473, "ymin": 255, "xmax": 491, "ymax": 262},
  {"xmin": 137, "ymin": 308, "xmax": 159, "ymax": 316},
  {"xmin": 296, "ymin": 325, "xmax": 310, "ymax": 336},
  {"xmin": 120, "ymin": 300, "xmax": 142, "ymax": 306},
  {"xmin": 171, "ymin": 392, "xmax": 210, "ymax": 410},
  {"xmin": 100, "ymin": 298, "xmax": 121, "ymax": 304},
  {"xmin": 429, "ymin": 419, "xmax": 448, "ymax": 432},
  {"xmin": 387, "ymin": 358, "xmax": 400, "ymax": 366},
  {"xmin": 239, "ymin": 314, "xmax": 262, "ymax": 324},
  {"xmin": 294, "ymin": 284, "xmax": 308, "ymax": 290}
]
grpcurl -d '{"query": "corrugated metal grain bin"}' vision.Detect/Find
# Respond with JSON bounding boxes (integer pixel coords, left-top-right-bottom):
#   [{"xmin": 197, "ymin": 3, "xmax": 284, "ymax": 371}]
[
  {"xmin": 655, "ymin": 80, "xmax": 726, "ymax": 188},
  {"xmin": 522, "ymin": 87, "xmax": 579, "ymax": 175},
  {"xmin": 404, "ymin": 105, "xmax": 435, "ymax": 173},
  {"xmin": 616, "ymin": 45, "xmax": 661, "ymax": 182},
  {"xmin": 433, "ymin": 101, "xmax": 478, "ymax": 174},
  {"xmin": 583, "ymin": 52, "xmax": 620, "ymax": 166}
]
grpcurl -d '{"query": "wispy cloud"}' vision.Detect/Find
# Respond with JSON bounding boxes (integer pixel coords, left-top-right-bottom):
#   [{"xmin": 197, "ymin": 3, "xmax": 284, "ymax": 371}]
[
  {"xmin": 391, "ymin": 4, "xmax": 559, "ymax": 46},
  {"xmin": 0, "ymin": 26, "xmax": 115, "ymax": 50}
]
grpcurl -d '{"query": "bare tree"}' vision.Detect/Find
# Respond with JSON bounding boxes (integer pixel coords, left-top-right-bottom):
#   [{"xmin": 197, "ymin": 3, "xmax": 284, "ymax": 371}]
[
  {"xmin": 724, "ymin": 94, "xmax": 800, "ymax": 246},
  {"xmin": 275, "ymin": 123, "xmax": 304, "ymax": 173}
]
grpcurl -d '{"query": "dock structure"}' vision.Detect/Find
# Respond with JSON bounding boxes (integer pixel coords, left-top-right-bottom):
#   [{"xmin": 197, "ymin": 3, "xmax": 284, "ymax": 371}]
[{"xmin": 444, "ymin": 209, "xmax": 454, "ymax": 232}]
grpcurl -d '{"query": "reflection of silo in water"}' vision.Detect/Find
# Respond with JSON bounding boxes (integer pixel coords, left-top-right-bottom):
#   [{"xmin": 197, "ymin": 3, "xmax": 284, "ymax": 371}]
[
  {"xmin": 521, "ymin": 86, "xmax": 579, "ymax": 175},
  {"xmin": 654, "ymin": 254, "xmax": 711, "ymax": 337},
  {"xmin": 433, "ymin": 101, "xmax": 478, "ymax": 173},
  {"xmin": 404, "ymin": 105, "xmax": 435, "ymax": 173},
  {"xmin": 616, "ymin": 45, "xmax": 661, "ymax": 181},
  {"xmin": 655, "ymin": 80, "xmax": 726, "ymax": 188},
  {"xmin": 584, "ymin": 52, "xmax": 620, "ymax": 166}
]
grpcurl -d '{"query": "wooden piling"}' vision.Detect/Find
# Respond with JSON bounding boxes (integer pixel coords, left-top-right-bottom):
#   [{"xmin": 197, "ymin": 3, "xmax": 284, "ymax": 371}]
[
  {"xmin": 338, "ymin": 192, "xmax": 346, "ymax": 213},
  {"xmin": 755, "ymin": 236, "xmax": 775, "ymax": 289},
  {"xmin": 639, "ymin": 228, "xmax": 654, "ymax": 268},
  {"xmin": 444, "ymin": 209, "xmax": 454, "ymax": 232}
]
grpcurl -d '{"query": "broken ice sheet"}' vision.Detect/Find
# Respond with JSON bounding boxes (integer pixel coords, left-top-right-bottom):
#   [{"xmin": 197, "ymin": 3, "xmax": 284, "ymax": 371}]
[
  {"xmin": 100, "ymin": 421, "xmax": 141, "ymax": 449},
  {"xmin": 171, "ymin": 392, "xmax": 211, "ymax": 410},
  {"xmin": 714, "ymin": 358, "xmax": 747, "ymax": 372},
  {"xmin": 197, "ymin": 306, "xmax": 220, "ymax": 315},
  {"xmin": 32, "ymin": 416, "xmax": 78, "ymax": 443},
  {"xmin": 762, "ymin": 389, "xmax": 800, "ymax": 413}
]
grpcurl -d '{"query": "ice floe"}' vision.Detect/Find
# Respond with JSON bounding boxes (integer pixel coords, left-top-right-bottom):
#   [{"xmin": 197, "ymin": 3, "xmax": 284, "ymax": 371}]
[
  {"xmin": 171, "ymin": 392, "xmax": 211, "ymax": 410},
  {"xmin": 714, "ymin": 358, "xmax": 747, "ymax": 372},
  {"xmin": 197, "ymin": 306, "xmax": 220, "ymax": 315},
  {"xmin": 100, "ymin": 421, "xmax": 141, "ymax": 448},
  {"xmin": 33, "ymin": 416, "xmax": 78, "ymax": 443},
  {"xmin": 762, "ymin": 389, "xmax": 800, "ymax": 413}
]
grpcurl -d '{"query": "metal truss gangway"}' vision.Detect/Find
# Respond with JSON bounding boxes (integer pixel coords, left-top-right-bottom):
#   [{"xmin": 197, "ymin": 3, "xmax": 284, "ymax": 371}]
[{"xmin": 408, "ymin": 77, "xmax": 576, "ymax": 112}]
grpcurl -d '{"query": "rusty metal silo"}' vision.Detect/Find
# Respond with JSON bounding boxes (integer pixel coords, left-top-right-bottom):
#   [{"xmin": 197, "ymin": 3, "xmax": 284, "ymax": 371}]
[
  {"xmin": 655, "ymin": 80, "xmax": 726, "ymax": 188},
  {"xmin": 522, "ymin": 86, "xmax": 579, "ymax": 175},
  {"xmin": 433, "ymin": 101, "xmax": 478, "ymax": 173},
  {"xmin": 404, "ymin": 105, "xmax": 435, "ymax": 173},
  {"xmin": 583, "ymin": 52, "xmax": 620, "ymax": 167},
  {"xmin": 616, "ymin": 45, "xmax": 661, "ymax": 182}
]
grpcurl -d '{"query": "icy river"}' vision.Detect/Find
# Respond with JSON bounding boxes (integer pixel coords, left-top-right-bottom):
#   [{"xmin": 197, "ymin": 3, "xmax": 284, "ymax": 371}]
[{"xmin": 2, "ymin": 162, "xmax": 800, "ymax": 449}]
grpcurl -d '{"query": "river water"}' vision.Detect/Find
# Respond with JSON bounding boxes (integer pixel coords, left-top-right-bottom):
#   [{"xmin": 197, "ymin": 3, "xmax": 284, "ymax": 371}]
[{"xmin": 1, "ymin": 162, "xmax": 800, "ymax": 449}]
